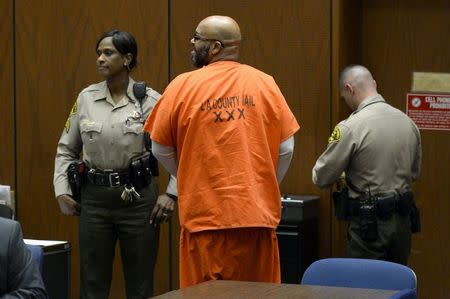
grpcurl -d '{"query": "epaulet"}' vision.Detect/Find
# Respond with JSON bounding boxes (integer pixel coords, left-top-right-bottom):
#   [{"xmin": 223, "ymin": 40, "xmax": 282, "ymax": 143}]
[{"xmin": 79, "ymin": 82, "xmax": 105, "ymax": 95}]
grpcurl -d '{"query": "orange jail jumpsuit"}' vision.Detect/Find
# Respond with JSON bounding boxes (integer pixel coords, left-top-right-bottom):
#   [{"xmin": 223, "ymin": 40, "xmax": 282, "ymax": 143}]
[{"xmin": 145, "ymin": 60, "xmax": 300, "ymax": 287}]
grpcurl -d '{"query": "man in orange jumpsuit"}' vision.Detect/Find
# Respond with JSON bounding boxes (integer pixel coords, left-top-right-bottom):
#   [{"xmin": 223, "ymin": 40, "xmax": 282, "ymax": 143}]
[{"xmin": 144, "ymin": 15, "xmax": 300, "ymax": 287}]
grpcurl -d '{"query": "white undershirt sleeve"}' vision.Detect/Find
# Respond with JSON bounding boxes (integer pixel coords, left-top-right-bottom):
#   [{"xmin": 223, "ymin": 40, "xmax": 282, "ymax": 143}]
[
  {"xmin": 152, "ymin": 140, "xmax": 179, "ymax": 196},
  {"xmin": 277, "ymin": 136, "xmax": 295, "ymax": 183}
]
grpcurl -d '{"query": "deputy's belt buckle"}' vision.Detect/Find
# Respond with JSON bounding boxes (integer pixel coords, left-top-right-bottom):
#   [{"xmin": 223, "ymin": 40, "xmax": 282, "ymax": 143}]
[{"xmin": 108, "ymin": 173, "xmax": 121, "ymax": 187}]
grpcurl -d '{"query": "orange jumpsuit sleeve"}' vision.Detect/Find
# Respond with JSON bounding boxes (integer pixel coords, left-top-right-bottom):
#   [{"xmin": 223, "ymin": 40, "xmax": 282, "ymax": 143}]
[
  {"xmin": 273, "ymin": 81, "xmax": 300, "ymax": 141},
  {"xmin": 144, "ymin": 87, "xmax": 177, "ymax": 147}
]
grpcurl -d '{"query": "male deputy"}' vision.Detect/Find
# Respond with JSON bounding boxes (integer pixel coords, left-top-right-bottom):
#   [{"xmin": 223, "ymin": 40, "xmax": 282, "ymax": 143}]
[
  {"xmin": 144, "ymin": 15, "xmax": 300, "ymax": 287},
  {"xmin": 312, "ymin": 65, "xmax": 421, "ymax": 265}
]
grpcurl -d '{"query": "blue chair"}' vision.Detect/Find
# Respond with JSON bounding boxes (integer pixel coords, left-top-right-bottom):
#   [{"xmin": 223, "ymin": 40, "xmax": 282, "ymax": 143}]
[
  {"xmin": 301, "ymin": 258, "xmax": 416, "ymax": 298},
  {"xmin": 26, "ymin": 244, "xmax": 44, "ymax": 274}
]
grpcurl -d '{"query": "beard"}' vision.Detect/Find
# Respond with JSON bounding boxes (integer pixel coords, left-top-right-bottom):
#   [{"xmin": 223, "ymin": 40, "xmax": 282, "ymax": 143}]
[{"xmin": 191, "ymin": 44, "xmax": 210, "ymax": 68}]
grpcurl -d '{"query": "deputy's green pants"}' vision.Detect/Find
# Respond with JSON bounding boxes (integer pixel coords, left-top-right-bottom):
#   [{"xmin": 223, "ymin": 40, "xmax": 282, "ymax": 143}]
[
  {"xmin": 79, "ymin": 178, "xmax": 159, "ymax": 299},
  {"xmin": 347, "ymin": 213, "xmax": 411, "ymax": 265}
]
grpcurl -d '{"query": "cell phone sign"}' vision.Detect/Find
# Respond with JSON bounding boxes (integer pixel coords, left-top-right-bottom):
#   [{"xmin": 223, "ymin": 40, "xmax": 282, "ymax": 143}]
[{"xmin": 406, "ymin": 93, "xmax": 450, "ymax": 130}]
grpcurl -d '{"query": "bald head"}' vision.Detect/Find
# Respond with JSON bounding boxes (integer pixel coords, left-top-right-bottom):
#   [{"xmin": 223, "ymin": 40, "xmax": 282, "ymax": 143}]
[
  {"xmin": 339, "ymin": 65, "xmax": 376, "ymax": 93},
  {"xmin": 338, "ymin": 65, "xmax": 378, "ymax": 110},
  {"xmin": 197, "ymin": 15, "xmax": 241, "ymax": 44},
  {"xmin": 191, "ymin": 15, "xmax": 242, "ymax": 66}
]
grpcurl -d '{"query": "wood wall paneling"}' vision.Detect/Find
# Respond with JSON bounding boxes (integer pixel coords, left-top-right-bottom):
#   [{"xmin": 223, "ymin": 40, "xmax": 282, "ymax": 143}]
[
  {"xmin": 0, "ymin": 0, "xmax": 15, "ymax": 189},
  {"xmin": 361, "ymin": 1, "xmax": 450, "ymax": 298},
  {"xmin": 15, "ymin": 1, "xmax": 169, "ymax": 297},
  {"xmin": 330, "ymin": 0, "xmax": 360, "ymax": 257}
]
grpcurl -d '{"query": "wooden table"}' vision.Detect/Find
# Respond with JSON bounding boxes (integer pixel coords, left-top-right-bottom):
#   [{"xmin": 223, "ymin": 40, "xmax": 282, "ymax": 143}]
[{"xmin": 152, "ymin": 280, "xmax": 398, "ymax": 299}]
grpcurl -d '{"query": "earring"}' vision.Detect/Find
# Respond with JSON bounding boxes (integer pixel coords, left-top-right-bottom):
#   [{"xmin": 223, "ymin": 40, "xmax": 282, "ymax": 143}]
[{"xmin": 124, "ymin": 63, "xmax": 130, "ymax": 71}]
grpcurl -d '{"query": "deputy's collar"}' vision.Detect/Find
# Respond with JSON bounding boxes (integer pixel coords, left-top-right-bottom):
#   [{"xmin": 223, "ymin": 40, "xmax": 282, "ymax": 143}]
[
  {"xmin": 353, "ymin": 94, "xmax": 385, "ymax": 114},
  {"xmin": 92, "ymin": 77, "xmax": 137, "ymax": 103}
]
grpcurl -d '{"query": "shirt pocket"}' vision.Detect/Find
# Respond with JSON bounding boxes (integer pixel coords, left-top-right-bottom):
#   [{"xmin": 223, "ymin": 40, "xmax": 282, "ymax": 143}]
[
  {"xmin": 80, "ymin": 122, "xmax": 103, "ymax": 155},
  {"xmin": 122, "ymin": 121, "xmax": 144, "ymax": 154},
  {"xmin": 122, "ymin": 121, "xmax": 143, "ymax": 135}
]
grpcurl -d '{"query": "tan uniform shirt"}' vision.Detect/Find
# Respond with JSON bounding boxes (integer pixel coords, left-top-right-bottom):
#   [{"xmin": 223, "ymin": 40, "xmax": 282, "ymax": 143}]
[
  {"xmin": 312, "ymin": 94, "xmax": 422, "ymax": 197},
  {"xmin": 54, "ymin": 78, "xmax": 177, "ymax": 197}
]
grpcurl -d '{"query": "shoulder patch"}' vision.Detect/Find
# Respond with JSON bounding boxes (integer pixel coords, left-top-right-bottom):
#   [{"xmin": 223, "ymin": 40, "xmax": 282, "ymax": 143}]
[
  {"xmin": 69, "ymin": 102, "xmax": 78, "ymax": 115},
  {"xmin": 328, "ymin": 126, "xmax": 342, "ymax": 143},
  {"xmin": 65, "ymin": 101, "xmax": 77, "ymax": 133},
  {"xmin": 65, "ymin": 118, "xmax": 71, "ymax": 133}
]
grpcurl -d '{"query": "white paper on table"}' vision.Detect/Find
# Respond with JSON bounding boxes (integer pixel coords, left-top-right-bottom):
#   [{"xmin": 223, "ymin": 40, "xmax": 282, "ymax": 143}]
[{"xmin": 24, "ymin": 239, "xmax": 70, "ymax": 251}]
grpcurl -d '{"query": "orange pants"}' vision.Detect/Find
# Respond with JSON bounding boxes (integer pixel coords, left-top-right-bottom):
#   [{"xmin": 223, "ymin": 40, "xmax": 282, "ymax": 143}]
[{"xmin": 179, "ymin": 227, "xmax": 281, "ymax": 288}]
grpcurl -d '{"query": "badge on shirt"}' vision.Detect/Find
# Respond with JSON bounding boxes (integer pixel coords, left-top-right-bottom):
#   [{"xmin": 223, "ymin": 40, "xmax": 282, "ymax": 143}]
[
  {"xmin": 132, "ymin": 110, "xmax": 141, "ymax": 119},
  {"xmin": 328, "ymin": 126, "xmax": 341, "ymax": 143},
  {"xmin": 65, "ymin": 101, "xmax": 78, "ymax": 133}
]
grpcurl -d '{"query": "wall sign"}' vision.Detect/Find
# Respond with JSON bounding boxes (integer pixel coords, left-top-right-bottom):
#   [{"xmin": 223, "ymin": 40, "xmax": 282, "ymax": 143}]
[{"xmin": 406, "ymin": 93, "xmax": 450, "ymax": 130}]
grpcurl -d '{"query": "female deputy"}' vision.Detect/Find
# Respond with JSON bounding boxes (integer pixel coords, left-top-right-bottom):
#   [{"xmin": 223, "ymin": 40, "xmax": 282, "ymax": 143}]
[{"xmin": 53, "ymin": 30, "xmax": 177, "ymax": 299}]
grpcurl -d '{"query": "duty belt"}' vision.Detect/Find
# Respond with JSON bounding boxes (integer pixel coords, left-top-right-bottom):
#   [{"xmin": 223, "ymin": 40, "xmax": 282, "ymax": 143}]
[
  {"xmin": 348, "ymin": 192, "xmax": 412, "ymax": 217},
  {"xmin": 86, "ymin": 168, "xmax": 130, "ymax": 187}
]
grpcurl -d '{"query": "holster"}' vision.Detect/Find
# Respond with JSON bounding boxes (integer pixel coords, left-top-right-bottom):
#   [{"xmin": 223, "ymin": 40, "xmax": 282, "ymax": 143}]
[
  {"xmin": 333, "ymin": 188, "xmax": 350, "ymax": 220},
  {"xmin": 410, "ymin": 203, "xmax": 421, "ymax": 233},
  {"xmin": 67, "ymin": 161, "xmax": 86, "ymax": 203},
  {"xmin": 143, "ymin": 132, "xmax": 159, "ymax": 177},
  {"xmin": 375, "ymin": 191, "xmax": 421, "ymax": 234},
  {"xmin": 129, "ymin": 152, "xmax": 155, "ymax": 191},
  {"xmin": 404, "ymin": 192, "xmax": 421, "ymax": 233}
]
